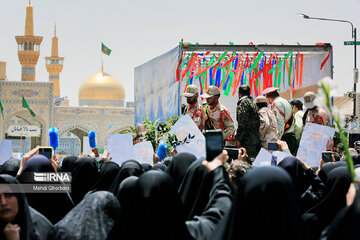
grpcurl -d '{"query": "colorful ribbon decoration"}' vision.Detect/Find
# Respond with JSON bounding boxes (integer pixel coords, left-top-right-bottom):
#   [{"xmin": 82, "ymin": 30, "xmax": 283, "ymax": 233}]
[{"xmin": 178, "ymin": 46, "xmax": 328, "ymax": 97}]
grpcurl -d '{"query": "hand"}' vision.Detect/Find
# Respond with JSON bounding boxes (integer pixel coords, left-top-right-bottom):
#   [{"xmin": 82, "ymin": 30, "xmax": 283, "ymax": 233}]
[
  {"xmin": 17, "ymin": 146, "xmax": 40, "ymax": 175},
  {"xmin": 346, "ymin": 183, "xmax": 356, "ymax": 206},
  {"xmin": 277, "ymin": 140, "xmax": 289, "ymax": 151},
  {"xmin": 316, "ymin": 159, "xmax": 324, "ymax": 175},
  {"xmin": 91, "ymin": 147, "xmax": 99, "ymax": 158},
  {"xmin": 4, "ymin": 223, "xmax": 20, "ymax": 240},
  {"xmin": 326, "ymin": 137, "xmax": 334, "ymax": 151},
  {"xmin": 202, "ymin": 150, "xmax": 229, "ymax": 172},
  {"xmin": 102, "ymin": 149, "xmax": 112, "ymax": 162},
  {"xmin": 297, "ymin": 157, "xmax": 311, "ymax": 171},
  {"xmin": 238, "ymin": 148, "xmax": 248, "ymax": 162},
  {"xmin": 170, "ymin": 149, "xmax": 177, "ymax": 157},
  {"xmin": 153, "ymin": 154, "xmax": 159, "ymax": 164},
  {"xmin": 50, "ymin": 155, "xmax": 61, "ymax": 172}
]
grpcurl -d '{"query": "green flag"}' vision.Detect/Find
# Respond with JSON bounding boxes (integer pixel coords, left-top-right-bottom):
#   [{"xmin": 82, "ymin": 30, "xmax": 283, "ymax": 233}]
[
  {"xmin": 22, "ymin": 97, "xmax": 36, "ymax": 117},
  {"xmin": 101, "ymin": 43, "xmax": 111, "ymax": 56},
  {"xmin": 0, "ymin": 99, "xmax": 4, "ymax": 119}
]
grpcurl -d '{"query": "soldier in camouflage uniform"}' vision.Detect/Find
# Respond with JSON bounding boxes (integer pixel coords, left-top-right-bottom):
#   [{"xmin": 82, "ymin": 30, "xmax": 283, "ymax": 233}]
[
  {"xmin": 182, "ymin": 85, "xmax": 205, "ymax": 131},
  {"xmin": 201, "ymin": 86, "xmax": 235, "ymax": 142},
  {"xmin": 302, "ymin": 91, "xmax": 330, "ymax": 126},
  {"xmin": 235, "ymin": 85, "xmax": 261, "ymax": 158},
  {"xmin": 255, "ymin": 96, "xmax": 279, "ymax": 150}
]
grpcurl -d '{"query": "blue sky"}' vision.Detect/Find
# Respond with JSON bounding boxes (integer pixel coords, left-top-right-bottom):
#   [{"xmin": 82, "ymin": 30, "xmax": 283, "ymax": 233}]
[{"xmin": 1, "ymin": 0, "xmax": 360, "ymax": 105}]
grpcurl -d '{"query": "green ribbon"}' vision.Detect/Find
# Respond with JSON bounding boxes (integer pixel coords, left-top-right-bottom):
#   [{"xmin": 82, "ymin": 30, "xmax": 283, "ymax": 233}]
[
  {"xmin": 277, "ymin": 60, "xmax": 282, "ymax": 88},
  {"xmin": 224, "ymin": 63, "xmax": 234, "ymax": 96},
  {"xmin": 187, "ymin": 67, "xmax": 191, "ymax": 85},
  {"xmin": 214, "ymin": 52, "xmax": 228, "ymax": 66},
  {"xmin": 288, "ymin": 53, "xmax": 293, "ymax": 87},
  {"xmin": 181, "ymin": 55, "xmax": 189, "ymax": 69},
  {"xmin": 268, "ymin": 52, "xmax": 292, "ymax": 74},
  {"xmin": 282, "ymin": 56, "xmax": 286, "ymax": 87},
  {"xmin": 221, "ymin": 65, "xmax": 227, "ymax": 87},
  {"xmin": 246, "ymin": 52, "xmax": 264, "ymax": 73}
]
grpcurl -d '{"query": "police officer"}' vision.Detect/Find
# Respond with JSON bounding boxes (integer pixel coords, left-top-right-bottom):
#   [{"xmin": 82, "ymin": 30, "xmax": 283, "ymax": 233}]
[
  {"xmin": 201, "ymin": 85, "xmax": 235, "ymax": 142},
  {"xmin": 264, "ymin": 87, "xmax": 297, "ymax": 155},
  {"xmin": 235, "ymin": 85, "xmax": 261, "ymax": 158},
  {"xmin": 182, "ymin": 85, "xmax": 205, "ymax": 131}
]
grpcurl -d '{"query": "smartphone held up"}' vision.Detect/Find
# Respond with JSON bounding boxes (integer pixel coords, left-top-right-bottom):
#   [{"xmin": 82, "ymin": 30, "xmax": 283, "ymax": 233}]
[
  {"xmin": 205, "ymin": 130, "xmax": 223, "ymax": 162},
  {"xmin": 38, "ymin": 146, "xmax": 54, "ymax": 160}
]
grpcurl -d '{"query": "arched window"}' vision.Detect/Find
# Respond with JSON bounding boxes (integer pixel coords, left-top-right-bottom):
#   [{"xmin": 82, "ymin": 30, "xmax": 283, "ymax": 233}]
[{"xmin": 24, "ymin": 42, "xmax": 28, "ymax": 50}]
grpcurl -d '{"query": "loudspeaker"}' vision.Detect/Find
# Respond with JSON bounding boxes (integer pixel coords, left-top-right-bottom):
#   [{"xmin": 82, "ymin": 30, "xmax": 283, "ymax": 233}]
[{"xmin": 349, "ymin": 133, "xmax": 360, "ymax": 148}]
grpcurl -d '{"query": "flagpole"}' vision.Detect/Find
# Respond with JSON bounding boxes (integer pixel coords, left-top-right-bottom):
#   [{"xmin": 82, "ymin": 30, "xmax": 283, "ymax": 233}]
[{"xmin": 20, "ymin": 97, "xmax": 23, "ymax": 154}]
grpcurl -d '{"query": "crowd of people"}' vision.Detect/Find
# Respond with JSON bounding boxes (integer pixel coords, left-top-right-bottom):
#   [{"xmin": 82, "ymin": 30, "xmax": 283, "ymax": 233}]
[{"xmin": 0, "ymin": 85, "xmax": 359, "ymax": 240}]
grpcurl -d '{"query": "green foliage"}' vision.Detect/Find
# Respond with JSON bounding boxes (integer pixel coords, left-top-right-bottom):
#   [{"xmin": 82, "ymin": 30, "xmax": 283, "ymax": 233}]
[
  {"xmin": 131, "ymin": 115, "xmax": 180, "ymax": 152},
  {"xmin": 168, "ymin": 115, "xmax": 179, "ymax": 127}
]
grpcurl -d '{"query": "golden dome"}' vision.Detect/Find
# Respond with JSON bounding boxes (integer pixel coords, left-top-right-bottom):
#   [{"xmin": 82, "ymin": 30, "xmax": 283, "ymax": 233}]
[{"xmin": 78, "ymin": 72, "xmax": 125, "ymax": 107}]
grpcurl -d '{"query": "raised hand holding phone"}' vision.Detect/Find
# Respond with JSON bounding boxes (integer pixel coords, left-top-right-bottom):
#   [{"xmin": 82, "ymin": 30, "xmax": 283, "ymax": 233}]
[
  {"xmin": 205, "ymin": 130, "xmax": 223, "ymax": 162},
  {"xmin": 202, "ymin": 150, "xmax": 229, "ymax": 172},
  {"xmin": 17, "ymin": 145, "xmax": 40, "ymax": 175}
]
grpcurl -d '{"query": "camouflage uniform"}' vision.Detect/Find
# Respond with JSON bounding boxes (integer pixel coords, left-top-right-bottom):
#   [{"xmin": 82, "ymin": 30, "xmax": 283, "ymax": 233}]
[
  {"xmin": 235, "ymin": 96, "xmax": 261, "ymax": 158},
  {"xmin": 204, "ymin": 103, "xmax": 235, "ymax": 141},
  {"xmin": 183, "ymin": 102, "xmax": 205, "ymax": 131},
  {"xmin": 258, "ymin": 106, "xmax": 279, "ymax": 149},
  {"xmin": 271, "ymin": 96, "xmax": 297, "ymax": 154},
  {"xmin": 182, "ymin": 84, "xmax": 205, "ymax": 131},
  {"xmin": 305, "ymin": 106, "xmax": 330, "ymax": 126}
]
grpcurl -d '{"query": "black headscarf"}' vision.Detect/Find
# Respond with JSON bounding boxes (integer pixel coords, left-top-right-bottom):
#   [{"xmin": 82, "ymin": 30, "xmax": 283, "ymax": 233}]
[
  {"xmin": 141, "ymin": 163, "xmax": 152, "ymax": 172},
  {"xmin": 0, "ymin": 158, "xmax": 20, "ymax": 176},
  {"xmin": 278, "ymin": 156, "xmax": 310, "ymax": 194},
  {"xmin": 320, "ymin": 183, "xmax": 360, "ymax": 240},
  {"xmin": 151, "ymin": 163, "xmax": 167, "ymax": 172},
  {"xmin": 352, "ymin": 153, "xmax": 360, "ymax": 165},
  {"xmin": 178, "ymin": 160, "xmax": 213, "ymax": 220},
  {"xmin": 318, "ymin": 162, "xmax": 339, "ymax": 184},
  {"xmin": 109, "ymin": 160, "xmax": 144, "ymax": 194},
  {"xmin": 91, "ymin": 162, "xmax": 120, "ymax": 191},
  {"xmin": 0, "ymin": 174, "xmax": 38, "ymax": 240},
  {"xmin": 70, "ymin": 157, "xmax": 98, "ymax": 205},
  {"xmin": 115, "ymin": 176, "xmax": 138, "ymax": 210},
  {"xmin": 17, "ymin": 155, "xmax": 74, "ymax": 224},
  {"xmin": 213, "ymin": 166, "xmax": 308, "ymax": 240},
  {"xmin": 48, "ymin": 191, "xmax": 122, "ymax": 240},
  {"xmin": 303, "ymin": 166, "xmax": 352, "ymax": 239},
  {"xmin": 122, "ymin": 170, "xmax": 187, "ymax": 240},
  {"xmin": 59, "ymin": 156, "xmax": 78, "ymax": 172},
  {"xmin": 166, "ymin": 152, "xmax": 197, "ymax": 190}
]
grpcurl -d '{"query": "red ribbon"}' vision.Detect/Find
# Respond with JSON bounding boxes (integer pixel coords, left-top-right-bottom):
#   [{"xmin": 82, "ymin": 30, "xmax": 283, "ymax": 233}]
[
  {"xmin": 320, "ymin": 48, "xmax": 331, "ymax": 70},
  {"xmin": 299, "ymin": 54, "xmax": 304, "ymax": 88},
  {"xmin": 181, "ymin": 54, "xmax": 197, "ymax": 79},
  {"xmin": 232, "ymin": 60, "xmax": 244, "ymax": 96},
  {"xmin": 176, "ymin": 52, "xmax": 185, "ymax": 82}
]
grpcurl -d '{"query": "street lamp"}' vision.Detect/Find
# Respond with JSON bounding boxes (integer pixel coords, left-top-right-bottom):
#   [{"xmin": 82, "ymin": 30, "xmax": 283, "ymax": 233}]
[{"xmin": 298, "ymin": 13, "xmax": 358, "ymax": 116}]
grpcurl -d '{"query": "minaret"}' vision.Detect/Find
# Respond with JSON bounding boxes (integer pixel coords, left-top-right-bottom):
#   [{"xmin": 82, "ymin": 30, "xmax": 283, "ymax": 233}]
[
  {"xmin": 15, "ymin": 1, "xmax": 43, "ymax": 81},
  {"xmin": 45, "ymin": 24, "xmax": 64, "ymax": 98}
]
